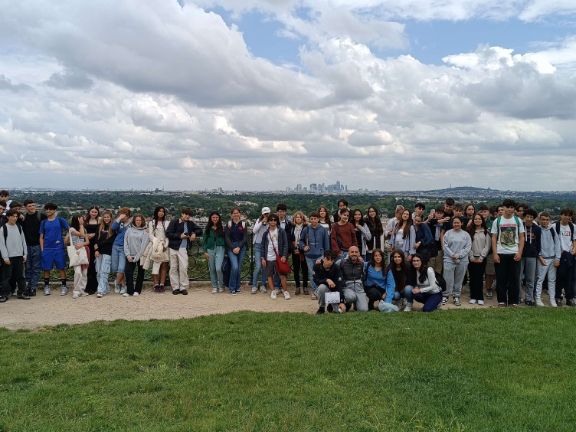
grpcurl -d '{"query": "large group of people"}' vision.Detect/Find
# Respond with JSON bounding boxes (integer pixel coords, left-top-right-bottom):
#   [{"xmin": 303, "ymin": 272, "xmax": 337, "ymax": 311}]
[{"xmin": 1, "ymin": 189, "xmax": 575, "ymax": 315}]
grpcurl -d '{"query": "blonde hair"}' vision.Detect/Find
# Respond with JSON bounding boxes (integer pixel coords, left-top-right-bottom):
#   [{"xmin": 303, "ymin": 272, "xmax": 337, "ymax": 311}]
[{"xmin": 292, "ymin": 211, "xmax": 307, "ymax": 225}]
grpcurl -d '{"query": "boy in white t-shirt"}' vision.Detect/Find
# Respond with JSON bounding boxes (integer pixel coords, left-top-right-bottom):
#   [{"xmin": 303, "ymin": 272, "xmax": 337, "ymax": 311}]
[{"xmin": 491, "ymin": 199, "xmax": 525, "ymax": 306}]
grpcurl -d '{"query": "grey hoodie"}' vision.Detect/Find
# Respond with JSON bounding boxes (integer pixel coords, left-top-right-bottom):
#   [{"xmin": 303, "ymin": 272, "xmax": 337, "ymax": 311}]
[
  {"xmin": 124, "ymin": 225, "xmax": 150, "ymax": 262},
  {"xmin": 539, "ymin": 225, "xmax": 561, "ymax": 260}
]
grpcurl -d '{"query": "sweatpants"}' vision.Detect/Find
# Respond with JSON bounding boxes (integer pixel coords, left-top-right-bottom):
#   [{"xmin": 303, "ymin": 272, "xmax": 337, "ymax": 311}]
[
  {"xmin": 443, "ymin": 259, "xmax": 468, "ymax": 299},
  {"xmin": 342, "ymin": 281, "xmax": 369, "ymax": 312},
  {"xmin": 1, "ymin": 257, "xmax": 26, "ymax": 297},
  {"xmin": 535, "ymin": 258, "xmax": 557, "ymax": 302}
]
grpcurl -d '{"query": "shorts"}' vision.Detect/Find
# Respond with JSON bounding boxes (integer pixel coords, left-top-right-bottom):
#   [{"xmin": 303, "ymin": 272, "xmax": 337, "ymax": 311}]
[
  {"xmin": 265, "ymin": 261, "xmax": 279, "ymax": 279},
  {"xmin": 110, "ymin": 244, "xmax": 126, "ymax": 273},
  {"xmin": 485, "ymin": 255, "xmax": 495, "ymax": 276},
  {"xmin": 42, "ymin": 247, "xmax": 66, "ymax": 271}
]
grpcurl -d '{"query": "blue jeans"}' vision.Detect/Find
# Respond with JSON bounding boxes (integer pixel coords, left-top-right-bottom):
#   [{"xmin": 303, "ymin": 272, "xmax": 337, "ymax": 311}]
[
  {"xmin": 394, "ymin": 287, "xmax": 414, "ymax": 303},
  {"xmin": 96, "ymin": 254, "xmax": 112, "ymax": 294},
  {"xmin": 110, "ymin": 244, "xmax": 126, "ymax": 273},
  {"xmin": 25, "ymin": 245, "xmax": 42, "ymax": 292},
  {"xmin": 227, "ymin": 247, "xmax": 246, "ymax": 292},
  {"xmin": 252, "ymin": 244, "xmax": 266, "ymax": 288},
  {"xmin": 305, "ymin": 256, "xmax": 319, "ymax": 292},
  {"xmin": 207, "ymin": 246, "xmax": 225, "ymax": 289}
]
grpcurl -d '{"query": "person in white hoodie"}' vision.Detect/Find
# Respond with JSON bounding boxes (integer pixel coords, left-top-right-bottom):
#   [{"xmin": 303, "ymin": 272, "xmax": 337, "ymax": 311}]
[
  {"xmin": 442, "ymin": 217, "xmax": 472, "ymax": 306},
  {"xmin": 467, "ymin": 213, "xmax": 491, "ymax": 305},
  {"xmin": 251, "ymin": 207, "xmax": 270, "ymax": 294},
  {"xmin": 535, "ymin": 212, "xmax": 561, "ymax": 307},
  {"xmin": 123, "ymin": 215, "xmax": 150, "ymax": 297}
]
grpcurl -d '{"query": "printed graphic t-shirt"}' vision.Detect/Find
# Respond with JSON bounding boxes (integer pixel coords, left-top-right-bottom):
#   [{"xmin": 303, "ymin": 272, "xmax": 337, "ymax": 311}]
[{"xmin": 490, "ymin": 216, "xmax": 525, "ymax": 255}]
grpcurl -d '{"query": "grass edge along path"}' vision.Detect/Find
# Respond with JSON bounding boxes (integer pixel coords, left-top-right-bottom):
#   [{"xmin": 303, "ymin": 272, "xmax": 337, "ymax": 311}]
[{"xmin": 1, "ymin": 310, "xmax": 575, "ymax": 432}]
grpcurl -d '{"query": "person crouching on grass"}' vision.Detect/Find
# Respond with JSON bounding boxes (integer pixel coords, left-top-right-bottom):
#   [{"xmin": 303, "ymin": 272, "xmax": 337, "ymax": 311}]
[
  {"xmin": 260, "ymin": 214, "xmax": 291, "ymax": 300},
  {"xmin": 314, "ymin": 250, "xmax": 345, "ymax": 314}
]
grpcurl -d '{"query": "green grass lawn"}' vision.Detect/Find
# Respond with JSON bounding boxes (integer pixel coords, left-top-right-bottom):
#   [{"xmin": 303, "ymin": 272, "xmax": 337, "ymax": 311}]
[{"xmin": 1, "ymin": 309, "xmax": 575, "ymax": 432}]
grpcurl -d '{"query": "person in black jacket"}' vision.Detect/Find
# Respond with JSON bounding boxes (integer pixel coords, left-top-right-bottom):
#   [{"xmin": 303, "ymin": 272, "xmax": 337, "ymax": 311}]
[
  {"xmin": 314, "ymin": 250, "xmax": 345, "ymax": 314},
  {"xmin": 260, "ymin": 214, "xmax": 290, "ymax": 300},
  {"xmin": 166, "ymin": 208, "xmax": 202, "ymax": 296}
]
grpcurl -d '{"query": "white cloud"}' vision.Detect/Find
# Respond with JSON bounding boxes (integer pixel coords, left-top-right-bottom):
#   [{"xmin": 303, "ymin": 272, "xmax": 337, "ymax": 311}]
[{"xmin": 0, "ymin": 0, "xmax": 575, "ymax": 191}]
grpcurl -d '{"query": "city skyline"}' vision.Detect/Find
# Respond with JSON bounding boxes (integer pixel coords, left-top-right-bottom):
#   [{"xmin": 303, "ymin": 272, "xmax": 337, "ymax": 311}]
[{"xmin": 1, "ymin": 1, "xmax": 576, "ymax": 191}]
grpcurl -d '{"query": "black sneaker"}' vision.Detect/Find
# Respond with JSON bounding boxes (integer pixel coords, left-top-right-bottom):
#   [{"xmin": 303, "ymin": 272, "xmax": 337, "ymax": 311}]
[
  {"xmin": 172, "ymin": 290, "xmax": 180, "ymax": 295},
  {"xmin": 17, "ymin": 294, "xmax": 31, "ymax": 300},
  {"xmin": 345, "ymin": 303, "xmax": 352, "ymax": 312},
  {"xmin": 327, "ymin": 304, "xmax": 333, "ymax": 313},
  {"xmin": 180, "ymin": 289, "xmax": 189, "ymax": 296},
  {"xmin": 0, "ymin": 296, "xmax": 8, "ymax": 303},
  {"xmin": 316, "ymin": 307, "xmax": 325, "ymax": 315}
]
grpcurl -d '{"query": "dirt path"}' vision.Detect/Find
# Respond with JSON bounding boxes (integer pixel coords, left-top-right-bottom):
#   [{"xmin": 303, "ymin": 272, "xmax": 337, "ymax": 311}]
[{"xmin": 0, "ymin": 283, "xmax": 508, "ymax": 330}]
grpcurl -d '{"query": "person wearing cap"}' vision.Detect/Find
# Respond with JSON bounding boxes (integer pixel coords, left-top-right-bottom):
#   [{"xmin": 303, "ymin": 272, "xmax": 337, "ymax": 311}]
[
  {"xmin": 39, "ymin": 202, "xmax": 69, "ymax": 296},
  {"xmin": 251, "ymin": 206, "xmax": 270, "ymax": 294}
]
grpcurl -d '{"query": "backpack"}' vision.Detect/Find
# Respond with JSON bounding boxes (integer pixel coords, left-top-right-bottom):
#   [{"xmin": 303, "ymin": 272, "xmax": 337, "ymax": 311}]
[
  {"xmin": 555, "ymin": 222, "xmax": 574, "ymax": 239},
  {"xmin": 40, "ymin": 217, "xmax": 66, "ymax": 239},
  {"xmin": 434, "ymin": 271, "xmax": 447, "ymax": 292},
  {"xmin": 495, "ymin": 215, "xmax": 523, "ymax": 244},
  {"xmin": 3, "ymin": 223, "xmax": 23, "ymax": 241},
  {"xmin": 227, "ymin": 220, "xmax": 246, "ymax": 230}
]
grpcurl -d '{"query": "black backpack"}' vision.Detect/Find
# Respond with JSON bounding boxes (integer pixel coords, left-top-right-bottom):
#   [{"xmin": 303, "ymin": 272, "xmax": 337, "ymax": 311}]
[{"xmin": 434, "ymin": 271, "xmax": 447, "ymax": 292}]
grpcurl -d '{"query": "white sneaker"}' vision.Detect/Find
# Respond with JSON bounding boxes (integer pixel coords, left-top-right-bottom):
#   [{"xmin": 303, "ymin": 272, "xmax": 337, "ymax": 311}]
[
  {"xmin": 114, "ymin": 282, "xmax": 121, "ymax": 294},
  {"xmin": 550, "ymin": 299, "xmax": 558, "ymax": 308},
  {"xmin": 441, "ymin": 297, "xmax": 448, "ymax": 305},
  {"xmin": 122, "ymin": 293, "xmax": 129, "ymax": 297},
  {"xmin": 217, "ymin": 288, "xmax": 224, "ymax": 293},
  {"xmin": 270, "ymin": 290, "xmax": 277, "ymax": 300},
  {"xmin": 96, "ymin": 293, "xmax": 103, "ymax": 298},
  {"xmin": 478, "ymin": 300, "xmax": 484, "ymax": 306},
  {"xmin": 133, "ymin": 292, "xmax": 139, "ymax": 297},
  {"xmin": 72, "ymin": 291, "xmax": 80, "ymax": 299},
  {"xmin": 283, "ymin": 290, "xmax": 291, "ymax": 300},
  {"xmin": 211, "ymin": 288, "xmax": 218, "ymax": 294},
  {"xmin": 259, "ymin": 286, "xmax": 267, "ymax": 294},
  {"xmin": 454, "ymin": 297, "xmax": 461, "ymax": 306},
  {"xmin": 536, "ymin": 298, "xmax": 545, "ymax": 307},
  {"xmin": 251, "ymin": 286, "xmax": 258, "ymax": 294},
  {"xmin": 469, "ymin": 299, "xmax": 477, "ymax": 304},
  {"xmin": 60, "ymin": 286, "xmax": 68, "ymax": 296},
  {"xmin": 120, "ymin": 286, "xmax": 127, "ymax": 295},
  {"xmin": 404, "ymin": 303, "xmax": 412, "ymax": 312},
  {"xmin": 44, "ymin": 286, "xmax": 51, "ymax": 296}
]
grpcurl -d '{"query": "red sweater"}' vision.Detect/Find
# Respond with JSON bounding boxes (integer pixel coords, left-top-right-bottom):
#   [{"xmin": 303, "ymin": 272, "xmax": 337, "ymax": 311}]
[{"xmin": 330, "ymin": 222, "xmax": 357, "ymax": 254}]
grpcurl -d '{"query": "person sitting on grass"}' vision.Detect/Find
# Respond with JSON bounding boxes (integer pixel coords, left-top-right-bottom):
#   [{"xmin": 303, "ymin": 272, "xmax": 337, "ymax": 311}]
[
  {"xmin": 404, "ymin": 254, "xmax": 443, "ymax": 312},
  {"xmin": 260, "ymin": 214, "xmax": 291, "ymax": 300},
  {"xmin": 314, "ymin": 250, "xmax": 344, "ymax": 314},
  {"xmin": 340, "ymin": 246, "xmax": 368, "ymax": 312}
]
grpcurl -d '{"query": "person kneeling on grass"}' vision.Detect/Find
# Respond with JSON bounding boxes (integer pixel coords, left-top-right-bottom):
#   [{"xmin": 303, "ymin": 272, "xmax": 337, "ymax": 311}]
[
  {"xmin": 340, "ymin": 246, "xmax": 368, "ymax": 312},
  {"xmin": 363, "ymin": 248, "xmax": 398, "ymax": 312},
  {"xmin": 260, "ymin": 214, "xmax": 291, "ymax": 300},
  {"xmin": 314, "ymin": 250, "xmax": 345, "ymax": 314},
  {"xmin": 404, "ymin": 254, "xmax": 443, "ymax": 312}
]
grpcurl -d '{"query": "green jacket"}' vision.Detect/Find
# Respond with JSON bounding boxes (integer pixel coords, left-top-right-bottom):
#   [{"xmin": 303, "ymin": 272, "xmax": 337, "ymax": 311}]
[{"xmin": 202, "ymin": 228, "xmax": 225, "ymax": 251}]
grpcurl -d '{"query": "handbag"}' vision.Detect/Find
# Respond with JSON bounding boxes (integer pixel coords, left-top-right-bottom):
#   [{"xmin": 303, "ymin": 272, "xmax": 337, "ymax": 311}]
[
  {"xmin": 269, "ymin": 232, "xmax": 291, "ymax": 275},
  {"xmin": 67, "ymin": 229, "xmax": 89, "ymax": 267},
  {"xmin": 325, "ymin": 291, "xmax": 341, "ymax": 305}
]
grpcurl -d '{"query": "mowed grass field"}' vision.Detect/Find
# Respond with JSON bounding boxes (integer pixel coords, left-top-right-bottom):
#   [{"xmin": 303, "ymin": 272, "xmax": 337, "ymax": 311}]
[{"xmin": 1, "ymin": 310, "xmax": 575, "ymax": 432}]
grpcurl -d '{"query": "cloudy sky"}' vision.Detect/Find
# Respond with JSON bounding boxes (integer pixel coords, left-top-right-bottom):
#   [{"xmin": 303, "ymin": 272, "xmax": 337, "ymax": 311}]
[{"xmin": 1, "ymin": 0, "xmax": 575, "ymax": 191}]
